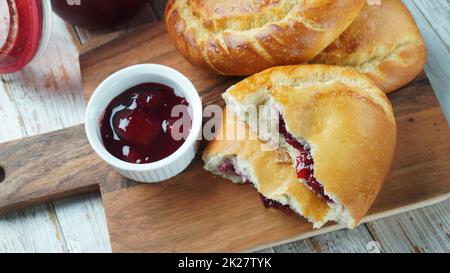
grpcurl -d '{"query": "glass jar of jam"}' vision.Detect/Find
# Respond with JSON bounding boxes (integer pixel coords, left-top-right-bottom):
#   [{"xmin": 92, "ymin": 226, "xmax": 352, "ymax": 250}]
[
  {"xmin": 0, "ymin": 0, "xmax": 52, "ymax": 74},
  {"xmin": 0, "ymin": 0, "xmax": 146, "ymax": 74},
  {"xmin": 51, "ymin": 0, "xmax": 147, "ymax": 26}
]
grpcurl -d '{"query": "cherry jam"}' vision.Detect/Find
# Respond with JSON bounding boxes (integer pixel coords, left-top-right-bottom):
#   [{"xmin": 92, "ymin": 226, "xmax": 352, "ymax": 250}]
[
  {"xmin": 218, "ymin": 159, "xmax": 251, "ymax": 184},
  {"xmin": 100, "ymin": 83, "xmax": 192, "ymax": 164},
  {"xmin": 260, "ymin": 195, "xmax": 294, "ymax": 215},
  {"xmin": 279, "ymin": 115, "xmax": 334, "ymax": 204},
  {"xmin": 218, "ymin": 159, "xmax": 293, "ymax": 214}
]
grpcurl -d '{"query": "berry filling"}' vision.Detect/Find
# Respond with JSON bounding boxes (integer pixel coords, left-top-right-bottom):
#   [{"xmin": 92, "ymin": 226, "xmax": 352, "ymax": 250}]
[
  {"xmin": 218, "ymin": 159, "xmax": 294, "ymax": 215},
  {"xmin": 100, "ymin": 83, "xmax": 191, "ymax": 164},
  {"xmin": 218, "ymin": 159, "xmax": 250, "ymax": 184},
  {"xmin": 279, "ymin": 114, "xmax": 334, "ymax": 204},
  {"xmin": 260, "ymin": 195, "xmax": 294, "ymax": 215},
  {"xmin": 218, "ymin": 159, "xmax": 237, "ymax": 174}
]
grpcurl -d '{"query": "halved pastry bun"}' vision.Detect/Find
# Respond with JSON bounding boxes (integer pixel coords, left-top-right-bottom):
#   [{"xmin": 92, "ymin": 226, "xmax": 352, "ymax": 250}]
[
  {"xmin": 203, "ymin": 108, "xmax": 333, "ymax": 229},
  {"xmin": 223, "ymin": 65, "xmax": 397, "ymax": 228}
]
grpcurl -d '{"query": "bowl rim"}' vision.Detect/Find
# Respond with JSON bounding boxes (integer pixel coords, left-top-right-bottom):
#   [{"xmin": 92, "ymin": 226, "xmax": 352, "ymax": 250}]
[{"xmin": 85, "ymin": 63, "xmax": 203, "ymax": 172}]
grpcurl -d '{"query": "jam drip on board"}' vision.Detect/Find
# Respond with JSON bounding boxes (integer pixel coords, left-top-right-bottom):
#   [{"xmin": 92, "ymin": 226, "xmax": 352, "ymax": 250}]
[
  {"xmin": 278, "ymin": 114, "xmax": 334, "ymax": 204},
  {"xmin": 100, "ymin": 83, "xmax": 191, "ymax": 164}
]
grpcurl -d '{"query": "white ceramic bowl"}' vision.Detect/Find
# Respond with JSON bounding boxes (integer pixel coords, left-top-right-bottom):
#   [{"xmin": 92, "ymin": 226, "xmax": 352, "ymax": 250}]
[{"xmin": 85, "ymin": 64, "xmax": 202, "ymax": 183}]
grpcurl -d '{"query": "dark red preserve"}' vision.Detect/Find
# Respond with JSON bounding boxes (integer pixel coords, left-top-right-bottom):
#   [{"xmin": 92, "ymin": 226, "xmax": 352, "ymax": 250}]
[
  {"xmin": 100, "ymin": 83, "xmax": 192, "ymax": 164},
  {"xmin": 278, "ymin": 115, "xmax": 334, "ymax": 203},
  {"xmin": 51, "ymin": 0, "xmax": 147, "ymax": 26}
]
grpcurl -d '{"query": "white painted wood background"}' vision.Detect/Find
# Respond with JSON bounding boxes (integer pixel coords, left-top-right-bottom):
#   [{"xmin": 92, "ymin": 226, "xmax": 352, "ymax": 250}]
[{"xmin": 0, "ymin": 0, "xmax": 449, "ymax": 253}]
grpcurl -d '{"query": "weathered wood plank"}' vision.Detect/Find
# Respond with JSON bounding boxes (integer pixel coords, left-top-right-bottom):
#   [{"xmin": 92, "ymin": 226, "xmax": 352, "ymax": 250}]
[
  {"xmin": 0, "ymin": 16, "xmax": 68, "ymax": 254},
  {"xmin": 0, "ymin": 0, "xmax": 449, "ymax": 253},
  {"xmin": 255, "ymin": 248, "xmax": 275, "ymax": 254},
  {"xmin": 0, "ymin": 79, "xmax": 26, "ymax": 140},
  {"xmin": 273, "ymin": 226, "xmax": 376, "ymax": 253},
  {"xmin": 272, "ymin": 0, "xmax": 450, "ymax": 255},
  {"xmin": 405, "ymin": 0, "xmax": 450, "ymax": 121},
  {"xmin": 367, "ymin": 200, "xmax": 450, "ymax": 253},
  {"xmin": 53, "ymin": 194, "xmax": 111, "ymax": 253},
  {"xmin": 78, "ymin": 16, "xmax": 450, "ymax": 252},
  {"xmin": 56, "ymin": 0, "xmax": 450, "ymax": 253},
  {"xmin": 0, "ymin": 205, "xmax": 67, "ymax": 253},
  {"xmin": 412, "ymin": 0, "xmax": 450, "ymax": 48},
  {"xmin": 0, "ymin": 124, "xmax": 107, "ymax": 215},
  {"xmin": 361, "ymin": 0, "xmax": 450, "ymax": 254},
  {"xmin": 0, "ymin": 15, "xmax": 110, "ymax": 253},
  {"xmin": 1, "ymin": 27, "xmax": 84, "ymax": 133},
  {"xmin": 40, "ymin": 16, "xmax": 112, "ymax": 253}
]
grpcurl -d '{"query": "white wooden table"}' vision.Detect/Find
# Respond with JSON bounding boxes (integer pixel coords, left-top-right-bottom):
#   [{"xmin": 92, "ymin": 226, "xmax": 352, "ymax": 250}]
[{"xmin": 0, "ymin": 0, "xmax": 449, "ymax": 253}]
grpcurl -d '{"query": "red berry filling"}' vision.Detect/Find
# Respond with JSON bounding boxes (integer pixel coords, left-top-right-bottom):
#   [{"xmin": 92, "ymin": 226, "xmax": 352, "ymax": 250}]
[
  {"xmin": 260, "ymin": 195, "xmax": 294, "ymax": 215},
  {"xmin": 218, "ymin": 159, "xmax": 237, "ymax": 174},
  {"xmin": 218, "ymin": 159, "xmax": 294, "ymax": 215},
  {"xmin": 100, "ymin": 83, "xmax": 192, "ymax": 164},
  {"xmin": 218, "ymin": 159, "xmax": 250, "ymax": 184},
  {"xmin": 279, "ymin": 115, "xmax": 334, "ymax": 204}
]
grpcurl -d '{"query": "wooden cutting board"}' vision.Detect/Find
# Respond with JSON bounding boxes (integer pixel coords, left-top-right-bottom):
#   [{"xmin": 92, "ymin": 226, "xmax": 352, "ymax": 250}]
[{"xmin": 0, "ymin": 22, "xmax": 449, "ymax": 252}]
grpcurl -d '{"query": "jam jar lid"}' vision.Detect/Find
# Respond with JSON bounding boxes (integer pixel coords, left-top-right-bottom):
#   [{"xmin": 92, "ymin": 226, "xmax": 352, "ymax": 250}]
[{"xmin": 0, "ymin": 0, "xmax": 52, "ymax": 74}]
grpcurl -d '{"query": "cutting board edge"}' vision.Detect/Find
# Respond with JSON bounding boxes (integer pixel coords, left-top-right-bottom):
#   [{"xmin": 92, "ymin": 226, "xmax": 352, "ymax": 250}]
[
  {"xmin": 107, "ymin": 191, "xmax": 450, "ymax": 253},
  {"xmin": 243, "ymin": 192, "xmax": 450, "ymax": 253},
  {"xmin": 77, "ymin": 21, "xmax": 450, "ymax": 253}
]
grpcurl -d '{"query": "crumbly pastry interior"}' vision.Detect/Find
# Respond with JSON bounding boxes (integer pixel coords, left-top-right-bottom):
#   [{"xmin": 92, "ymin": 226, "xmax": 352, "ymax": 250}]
[
  {"xmin": 203, "ymin": 109, "xmax": 338, "ymax": 229},
  {"xmin": 217, "ymin": 102, "xmax": 355, "ymax": 227},
  {"xmin": 204, "ymin": 154, "xmax": 332, "ymax": 229},
  {"xmin": 222, "ymin": 65, "xmax": 397, "ymax": 228}
]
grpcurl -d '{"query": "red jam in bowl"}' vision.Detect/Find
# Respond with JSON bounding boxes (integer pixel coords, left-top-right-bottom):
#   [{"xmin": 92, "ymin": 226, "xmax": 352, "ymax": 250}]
[{"xmin": 100, "ymin": 83, "xmax": 192, "ymax": 164}]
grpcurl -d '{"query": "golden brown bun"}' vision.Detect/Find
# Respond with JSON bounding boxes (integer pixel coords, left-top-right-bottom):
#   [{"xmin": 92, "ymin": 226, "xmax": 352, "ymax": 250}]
[
  {"xmin": 223, "ymin": 65, "xmax": 397, "ymax": 227},
  {"xmin": 312, "ymin": 0, "xmax": 427, "ymax": 93},
  {"xmin": 203, "ymin": 108, "xmax": 331, "ymax": 228},
  {"xmin": 165, "ymin": 0, "xmax": 365, "ymax": 75}
]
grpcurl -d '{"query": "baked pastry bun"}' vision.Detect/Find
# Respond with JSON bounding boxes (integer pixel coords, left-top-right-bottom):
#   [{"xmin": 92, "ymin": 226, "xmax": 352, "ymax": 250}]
[
  {"xmin": 165, "ymin": 0, "xmax": 365, "ymax": 76},
  {"xmin": 203, "ymin": 108, "xmax": 333, "ymax": 229},
  {"xmin": 312, "ymin": 0, "xmax": 427, "ymax": 93},
  {"xmin": 223, "ymin": 65, "xmax": 397, "ymax": 228}
]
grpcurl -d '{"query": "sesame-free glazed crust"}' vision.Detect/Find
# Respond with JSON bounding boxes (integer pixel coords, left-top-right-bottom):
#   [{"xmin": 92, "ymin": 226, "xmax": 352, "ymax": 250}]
[
  {"xmin": 312, "ymin": 0, "xmax": 427, "ymax": 93},
  {"xmin": 165, "ymin": 0, "xmax": 365, "ymax": 75},
  {"xmin": 224, "ymin": 65, "xmax": 397, "ymax": 227}
]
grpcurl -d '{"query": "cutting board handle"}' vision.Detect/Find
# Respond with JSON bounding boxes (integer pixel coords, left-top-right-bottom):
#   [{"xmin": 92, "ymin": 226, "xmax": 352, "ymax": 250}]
[{"xmin": 0, "ymin": 124, "xmax": 108, "ymax": 215}]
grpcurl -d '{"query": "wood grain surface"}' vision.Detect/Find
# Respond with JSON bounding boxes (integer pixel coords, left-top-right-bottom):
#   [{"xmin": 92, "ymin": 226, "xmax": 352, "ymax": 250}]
[
  {"xmin": 0, "ymin": 0, "xmax": 449, "ymax": 253},
  {"xmin": 79, "ymin": 22, "xmax": 450, "ymax": 252},
  {"xmin": 0, "ymin": 19, "xmax": 448, "ymax": 252},
  {"xmin": 0, "ymin": 125, "xmax": 105, "ymax": 215},
  {"xmin": 0, "ymin": 15, "xmax": 101, "ymax": 253}
]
